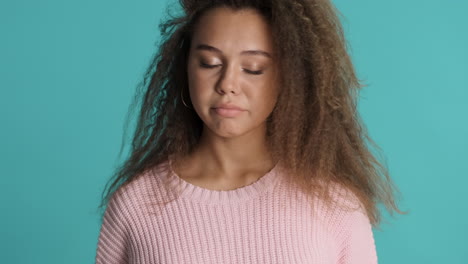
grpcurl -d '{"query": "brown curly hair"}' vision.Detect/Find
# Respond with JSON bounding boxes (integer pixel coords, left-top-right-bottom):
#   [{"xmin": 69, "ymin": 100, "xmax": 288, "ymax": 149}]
[{"xmin": 98, "ymin": 0, "xmax": 406, "ymax": 228}]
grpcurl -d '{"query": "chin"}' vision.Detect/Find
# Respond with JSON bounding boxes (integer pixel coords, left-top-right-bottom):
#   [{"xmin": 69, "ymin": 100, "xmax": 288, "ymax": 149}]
[
  {"xmin": 213, "ymin": 128, "xmax": 245, "ymax": 138},
  {"xmin": 203, "ymin": 123, "xmax": 248, "ymax": 139}
]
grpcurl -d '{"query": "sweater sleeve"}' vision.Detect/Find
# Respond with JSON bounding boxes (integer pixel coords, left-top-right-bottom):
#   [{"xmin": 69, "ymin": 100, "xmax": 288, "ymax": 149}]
[
  {"xmin": 336, "ymin": 206, "xmax": 378, "ymax": 264},
  {"xmin": 95, "ymin": 191, "xmax": 130, "ymax": 264}
]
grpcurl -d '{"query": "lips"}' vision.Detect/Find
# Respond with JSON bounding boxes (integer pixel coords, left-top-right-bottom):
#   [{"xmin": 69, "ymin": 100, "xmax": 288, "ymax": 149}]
[
  {"xmin": 212, "ymin": 103, "xmax": 245, "ymax": 111},
  {"xmin": 211, "ymin": 103, "xmax": 245, "ymax": 117}
]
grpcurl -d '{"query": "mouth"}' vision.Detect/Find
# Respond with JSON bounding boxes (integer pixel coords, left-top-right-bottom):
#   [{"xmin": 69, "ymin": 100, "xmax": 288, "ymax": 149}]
[
  {"xmin": 211, "ymin": 107, "xmax": 245, "ymax": 118},
  {"xmin": 212, "ymin": 104, "xmax": 245, "ymax": 111}
]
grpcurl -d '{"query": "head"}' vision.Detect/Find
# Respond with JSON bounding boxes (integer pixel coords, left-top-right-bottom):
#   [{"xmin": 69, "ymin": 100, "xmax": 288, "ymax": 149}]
[
  {"xmin": 99, "ymin": 0, "xmax": 406, "ymax": 228},
  {"xmin": 168, "ymin": 0, "xmax": 357, "ymax": 156},
  {"xmin": 186, "ymin": 6, "xmax": 280, "ymax": 139}
]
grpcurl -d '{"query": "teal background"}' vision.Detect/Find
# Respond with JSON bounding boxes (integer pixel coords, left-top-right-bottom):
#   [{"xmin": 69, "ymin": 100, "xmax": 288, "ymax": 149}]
[{"xmin": 1, "ymin": 0, "xmax": 466, "ymax": 263}]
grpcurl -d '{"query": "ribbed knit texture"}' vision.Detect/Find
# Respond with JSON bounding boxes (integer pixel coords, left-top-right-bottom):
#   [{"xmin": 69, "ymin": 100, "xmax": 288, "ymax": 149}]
[{"xmin": 95, "ymin": 160, "xmax": 378, "ymax": 264}]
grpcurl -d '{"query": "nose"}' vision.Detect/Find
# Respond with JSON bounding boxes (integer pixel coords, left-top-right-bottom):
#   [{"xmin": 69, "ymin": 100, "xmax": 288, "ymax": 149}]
[{"xmin": 216, "ymin": 64, "xmax": 240, "ymax": 95}]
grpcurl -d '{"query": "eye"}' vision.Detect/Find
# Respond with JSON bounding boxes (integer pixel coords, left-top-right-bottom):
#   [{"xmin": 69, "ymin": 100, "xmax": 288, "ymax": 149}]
[
  {"xmin": 199, "ymin": 61, "xmax": 264, "ymax": 75},
  {"xmin": 243, "ymin": 69, "xmax": 264, "ymax": 75},
  {"xmin": 199, "ymin": 61, "xmax": 219, "ymax": 69}
]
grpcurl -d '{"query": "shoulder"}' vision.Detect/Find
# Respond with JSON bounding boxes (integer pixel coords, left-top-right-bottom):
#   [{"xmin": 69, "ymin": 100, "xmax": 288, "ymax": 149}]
[
  {"xmin": 323, "ymin": 182, "xmax": 378, "ymax": 263},
  {"xmin": 108, "ymin": 161, "xmax": 173, "ymax": 217},
  {"xmin": 329, "ymin": 182, "xmax": 365, "ymax": 214},
  {"xmin": 96, "ymin": 163, "xmax": 170, "ymax": 263},
  {"xmin": 310, "ymin": 181, "xmax": 370, "ymax": 237}
]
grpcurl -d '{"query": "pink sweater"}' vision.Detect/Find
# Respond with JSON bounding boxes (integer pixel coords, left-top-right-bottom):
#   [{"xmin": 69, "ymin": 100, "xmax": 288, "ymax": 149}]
[{"xmin": 95, "ymin": 160, "xmax": 378, "ymax": 264}]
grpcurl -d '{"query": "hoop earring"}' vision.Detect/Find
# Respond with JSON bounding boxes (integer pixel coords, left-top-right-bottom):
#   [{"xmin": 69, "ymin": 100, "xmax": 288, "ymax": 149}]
[{"xmin": 181, "ymin": 88, "xmax": 193, "ymax": 109}]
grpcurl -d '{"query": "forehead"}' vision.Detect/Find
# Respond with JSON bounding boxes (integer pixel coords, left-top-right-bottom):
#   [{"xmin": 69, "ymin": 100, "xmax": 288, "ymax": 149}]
[{"xmin": 190, "ymin": 7, "xmax": 274, "ymax": 54}]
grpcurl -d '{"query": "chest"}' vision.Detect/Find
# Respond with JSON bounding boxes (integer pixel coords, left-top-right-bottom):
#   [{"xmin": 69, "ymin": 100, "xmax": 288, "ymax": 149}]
[{"xmin": 126, "ymin": 199, "xmax": 339, "ymax": 264}]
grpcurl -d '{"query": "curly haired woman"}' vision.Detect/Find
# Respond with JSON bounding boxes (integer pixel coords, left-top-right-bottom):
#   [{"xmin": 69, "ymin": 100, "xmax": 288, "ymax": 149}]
[{"xmin": 95, "ymin": 0, "xmax": 405, "ymax": 263}]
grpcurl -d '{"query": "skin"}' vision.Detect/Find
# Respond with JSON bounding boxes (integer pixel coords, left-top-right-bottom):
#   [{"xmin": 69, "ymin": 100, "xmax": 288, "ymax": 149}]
[{"xmin": 173, "ymin": 7, "xmax": 280, "ymax": 190}]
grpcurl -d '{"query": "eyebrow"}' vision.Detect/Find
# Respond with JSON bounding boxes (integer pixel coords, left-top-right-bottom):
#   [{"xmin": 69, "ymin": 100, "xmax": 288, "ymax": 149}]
[{"xmin": 195, "ymin": 44, "xmax": 273, "ymax": 59}]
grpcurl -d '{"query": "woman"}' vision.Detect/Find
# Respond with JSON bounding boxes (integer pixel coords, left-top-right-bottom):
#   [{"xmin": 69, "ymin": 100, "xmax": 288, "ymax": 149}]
[{"xmin": 95, "ymin": 0, "xmax": 405, "ymax": 263}]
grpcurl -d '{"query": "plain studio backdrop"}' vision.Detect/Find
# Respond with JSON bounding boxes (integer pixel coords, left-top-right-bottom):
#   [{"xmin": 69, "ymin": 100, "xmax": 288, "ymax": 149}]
[{"xmin": 1, "ymin": 0, "xmax": 466, "ymax": 263}]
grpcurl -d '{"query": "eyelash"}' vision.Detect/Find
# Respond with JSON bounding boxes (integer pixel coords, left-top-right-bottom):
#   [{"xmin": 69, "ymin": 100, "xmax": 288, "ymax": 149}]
[{"xmin": 199, "ymin": 62, "xmax": 264, "ymax": 75}]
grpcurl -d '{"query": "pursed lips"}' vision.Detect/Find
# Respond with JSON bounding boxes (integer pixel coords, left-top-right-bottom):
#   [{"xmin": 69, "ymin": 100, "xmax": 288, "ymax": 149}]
[{"xmin": 211, "ymin": 104, "xmax": 245, "ymax": 117}]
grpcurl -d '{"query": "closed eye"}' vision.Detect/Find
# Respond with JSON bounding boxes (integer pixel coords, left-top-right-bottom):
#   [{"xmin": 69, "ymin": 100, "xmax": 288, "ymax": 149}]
[
  {"xmin": 199, "ymin": 62, "xmax": 219, "ymax": 69},
  {"xmin": 243, "ymin": 69, "xmax": 263, "ymax": 75},
  {"xmin": 199, "ymin": 62, "xmax": 263, "ymax": 75}
]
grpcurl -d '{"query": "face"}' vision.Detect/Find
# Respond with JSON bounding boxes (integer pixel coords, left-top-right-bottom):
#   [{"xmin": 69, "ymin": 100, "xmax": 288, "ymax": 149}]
[{"xmin": 187, "ymin": 7, "xmax": 279, "ymax": 139}]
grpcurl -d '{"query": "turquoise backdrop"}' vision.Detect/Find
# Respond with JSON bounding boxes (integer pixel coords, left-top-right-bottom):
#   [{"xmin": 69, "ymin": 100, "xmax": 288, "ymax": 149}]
[{"xmin": 1, "ymin": 0, "xmax": 466, "ymax": 263}]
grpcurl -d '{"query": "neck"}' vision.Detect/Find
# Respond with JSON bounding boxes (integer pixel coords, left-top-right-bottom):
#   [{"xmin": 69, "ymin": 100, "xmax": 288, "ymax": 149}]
[{"xmin": 191, "ymin": 124, "xmax": 274, "ymax": 176}]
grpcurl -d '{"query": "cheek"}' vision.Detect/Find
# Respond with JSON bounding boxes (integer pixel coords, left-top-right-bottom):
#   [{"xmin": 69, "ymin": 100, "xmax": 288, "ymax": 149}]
[
  {"xmin": 189, "ymin": 80, "xmax": 211, "ymax": 104},
  {"xmin": 187, "ymin": 67, "xmax": 210, "ymax": 101},
  {"xmin": 252, "ymin": 82, "xmax": 278, "ymax": 108}
]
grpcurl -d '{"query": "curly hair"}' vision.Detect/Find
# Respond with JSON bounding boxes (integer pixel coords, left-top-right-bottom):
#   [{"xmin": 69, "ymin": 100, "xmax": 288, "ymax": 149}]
[{"xmin": 98, "ymin": 0, "xmax": 406, "ymax": 228}]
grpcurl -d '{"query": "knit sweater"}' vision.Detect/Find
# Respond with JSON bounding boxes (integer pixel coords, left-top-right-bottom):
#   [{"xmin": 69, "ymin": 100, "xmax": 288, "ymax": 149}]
[{"xmin": 95, "ymin": 159, "xmax": 378, "ymax": 264}]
